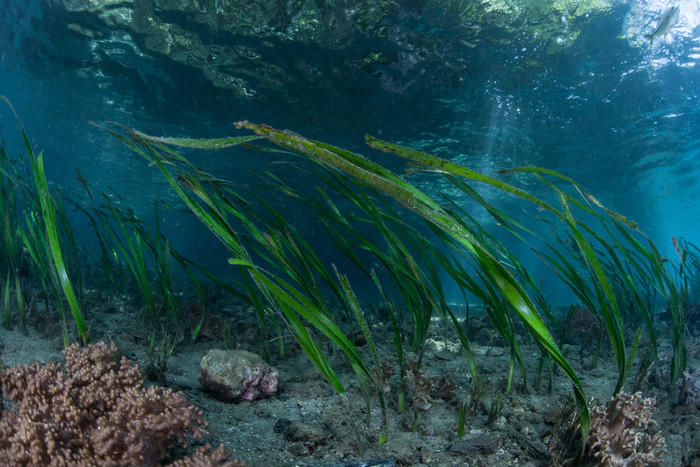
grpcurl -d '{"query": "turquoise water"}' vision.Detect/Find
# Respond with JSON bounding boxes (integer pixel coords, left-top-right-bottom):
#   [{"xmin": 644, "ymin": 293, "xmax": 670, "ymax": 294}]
[{"xmin": 1, "ymin": 1, "xmax": 699, "ymax": 301}]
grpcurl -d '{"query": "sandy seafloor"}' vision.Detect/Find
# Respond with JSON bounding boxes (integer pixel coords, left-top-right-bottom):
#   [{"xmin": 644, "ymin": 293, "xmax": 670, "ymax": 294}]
[{"xmin": 1, "ymin": 289, "xmax": 699, "ymax": 467}]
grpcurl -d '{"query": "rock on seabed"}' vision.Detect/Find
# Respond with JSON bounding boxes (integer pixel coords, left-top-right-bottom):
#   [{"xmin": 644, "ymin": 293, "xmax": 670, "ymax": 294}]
[{"xmin": 199, "ymin": 349, "xmax": 279, "ymax": 402}]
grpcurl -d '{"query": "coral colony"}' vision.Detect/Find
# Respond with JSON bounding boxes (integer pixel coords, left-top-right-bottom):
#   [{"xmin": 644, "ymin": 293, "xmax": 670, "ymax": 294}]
[
  {"xmin": 0, "ymin": 343, "xmax": 245, "ymax": 466},
  {"xmin": 587, "ymin": 392, "xmax": 666, "ymax": 466}
]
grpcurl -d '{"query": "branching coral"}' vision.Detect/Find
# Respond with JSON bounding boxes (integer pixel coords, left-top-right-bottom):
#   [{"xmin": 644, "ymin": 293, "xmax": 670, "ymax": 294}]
[
  {"xmin": 587, "ymin": 391, "xmax": 666, "ymax": 466},
  {"xmin": 0, "ymin": 341, "xmax": 244, "ymax": 466}
]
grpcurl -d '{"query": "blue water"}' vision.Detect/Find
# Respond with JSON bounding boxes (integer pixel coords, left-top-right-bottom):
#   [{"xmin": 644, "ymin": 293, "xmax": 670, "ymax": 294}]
[{"xmin": 2, "ymin": 1, "xmax": 700, "ymax": 305}]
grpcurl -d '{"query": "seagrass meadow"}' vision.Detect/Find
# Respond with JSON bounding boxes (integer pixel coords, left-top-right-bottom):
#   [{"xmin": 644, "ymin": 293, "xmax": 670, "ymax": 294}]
[
  {"xmin": 1, "ymin": 94, "xmax": 699, "ymax": 465},
  {"xmin": 2, "ymin": 1, "xmax": 700, "ymax": 465}
]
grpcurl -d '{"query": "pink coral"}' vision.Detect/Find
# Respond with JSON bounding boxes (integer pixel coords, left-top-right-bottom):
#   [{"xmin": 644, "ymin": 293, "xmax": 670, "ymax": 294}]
[
  {"xmin": 241, "ymin": 364, "xmax": 279, "ymax": 401},
  {"xmin": 587, "ymin": 391, "xmax": 666, "ymax": 466},
  {"xmin": 0, "ymin": 342, "xmax": 243, "ymax": 466}
]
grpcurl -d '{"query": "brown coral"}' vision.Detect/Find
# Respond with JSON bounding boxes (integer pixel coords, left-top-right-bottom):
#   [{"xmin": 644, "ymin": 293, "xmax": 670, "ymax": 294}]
[
  {"xmin": 587, "ymin": 391, "xmax": 666, "ymax": 467},
  {"xmin": 0, "ymin": 341, "xmax": 244, "ymax": 466}
]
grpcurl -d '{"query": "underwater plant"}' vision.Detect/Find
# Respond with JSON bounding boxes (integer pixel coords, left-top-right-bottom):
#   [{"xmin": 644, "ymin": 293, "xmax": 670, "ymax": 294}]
[
  {"xmin": 236, "ymin": 122, "xmax": 596, "ymax": 433},
  {"xmin": 1, "ymin": 97, "xmax": 89, "ymax": 345},
  {"xmin": 101, "ymin": 125, "xmax": 395, "ymax": 444},
  {"xmin": 70, "ymin": 177, "xmax": 218, "ymax": 341},
  {"xmin": 101, "ymin": 122, "xmax": 608, "ymax": 443},
  {"xmin": 109, "ymin": 120, "xmax": 694, "ymax": 451},
  {"xmin": 3, "ymin": 94, "xmax": 689, "ymax": 457}
]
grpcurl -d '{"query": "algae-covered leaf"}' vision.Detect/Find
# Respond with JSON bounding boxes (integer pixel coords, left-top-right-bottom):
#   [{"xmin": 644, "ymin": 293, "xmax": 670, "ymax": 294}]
[{"xmin": 131, "ymin": 130, "xmax": 262, "ymax": 149}]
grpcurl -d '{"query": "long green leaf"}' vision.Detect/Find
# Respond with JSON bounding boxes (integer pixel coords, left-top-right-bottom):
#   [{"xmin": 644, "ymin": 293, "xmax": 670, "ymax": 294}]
[{"xmin": 234, "ymin": 121, "xmax": 589, "ymax": 440}]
